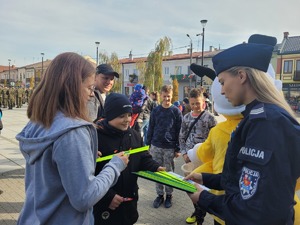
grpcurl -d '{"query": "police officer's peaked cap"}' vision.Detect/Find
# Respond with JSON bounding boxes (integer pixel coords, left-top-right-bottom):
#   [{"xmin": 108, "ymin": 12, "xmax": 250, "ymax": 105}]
[
  {"xmin": 212, "ymin": 35, "xmax": 276, "ymax": 75},
  {"xmin": 248, "ymin": 34, "xmax": 277, "ymax": 47}
]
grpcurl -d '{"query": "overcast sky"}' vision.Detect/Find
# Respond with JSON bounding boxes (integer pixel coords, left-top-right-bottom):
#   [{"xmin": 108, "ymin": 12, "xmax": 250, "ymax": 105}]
[{"xmin": 1, "ymin": 0, "xmax": 299, "ymax": 66}]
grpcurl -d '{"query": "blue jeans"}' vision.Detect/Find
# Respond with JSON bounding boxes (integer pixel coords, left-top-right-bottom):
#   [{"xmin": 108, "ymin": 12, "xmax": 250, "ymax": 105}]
[{"xmin": 141, "ymin": 119, "xmax": 149, "ymax": 145}]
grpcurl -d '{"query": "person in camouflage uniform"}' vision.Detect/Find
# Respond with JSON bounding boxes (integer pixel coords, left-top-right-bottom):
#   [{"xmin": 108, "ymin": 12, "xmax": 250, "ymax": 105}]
[
  {"xmin": 16, "ymin": 87, "xmax": 24, "ymax": 108},
  {"xmin": 3, "ymin": 87, "xmax": 8, "ymax": 108},
  {"xmin": 0, "ymin": 86, "xmax": 3, "ymax": 107},
  {"xmin": 7, "ymin": 87, "xmax": 15, "ymax": 109}
]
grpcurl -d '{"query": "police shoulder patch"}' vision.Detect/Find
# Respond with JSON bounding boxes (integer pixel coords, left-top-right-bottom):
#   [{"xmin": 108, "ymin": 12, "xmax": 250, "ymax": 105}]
[
  {"xmin": 239, "ymin": 166, "xmax": 260, "ymax": 200},
  {"xmin": 249, "ymin": 103, "xmax": 266, "ymax": 120}
]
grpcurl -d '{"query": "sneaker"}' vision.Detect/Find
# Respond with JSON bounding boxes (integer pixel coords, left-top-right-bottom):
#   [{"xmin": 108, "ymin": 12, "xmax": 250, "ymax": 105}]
[
  {"xmin": 164, "ymin": 194, "xmax": 172, "ymax": 208},
  {"xmin": 186, "ymin": 214, "xmax": 196, "ymax": 224},
  {"xmin": 153, "ymin": 195, "xmax": 164, "ymax": 208},
  {"xmin": 186, "ymin": 215, "xmax": 196, "ymax": 224}
]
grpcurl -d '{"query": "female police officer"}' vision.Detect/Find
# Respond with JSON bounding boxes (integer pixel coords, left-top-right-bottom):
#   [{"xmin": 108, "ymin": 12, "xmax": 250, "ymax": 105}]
[{"xmin": 186, "ymin": 35, "xmax": 300, "ymax": 225}]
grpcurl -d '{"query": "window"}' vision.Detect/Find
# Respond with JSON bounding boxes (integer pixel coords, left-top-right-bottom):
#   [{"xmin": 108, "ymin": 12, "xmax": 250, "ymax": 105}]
[
  {"xmin": 283, "ymin": 60, "xmax": 293, "ymax": 74},
  {"xmin": 125, "ymin": 69, "xmax": 129, "ymax": 79},
  {"xmin": 125, "ymin": 87, "xmax": 130, "ymax": 97},
  {"xmin": 294, "ymin": 60, "xmax": 300, "ymax": 81},
  {"xmin": 296, "ymin": 60, "xmax": 300, "ymax": 72},
  {"xmin": 133, "ymin": 69, "xmax": 138, "ymax": 75},
  {"xmin": 175, "ymin": 66, "xmax": 182, "ymax": 75},
  {"xmin": 164, "ymin": 67, "xmax": 169, "ymax": 75}
]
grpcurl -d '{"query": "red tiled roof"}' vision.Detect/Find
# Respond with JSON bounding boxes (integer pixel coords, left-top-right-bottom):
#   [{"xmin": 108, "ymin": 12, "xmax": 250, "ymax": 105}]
[
  {"xmin": 119, "ymin": 50, "xmax": 223, "ymax": 64},
  {"xmin": 0, "ymin": 66, "xmax": 10, "ymax": 72}
]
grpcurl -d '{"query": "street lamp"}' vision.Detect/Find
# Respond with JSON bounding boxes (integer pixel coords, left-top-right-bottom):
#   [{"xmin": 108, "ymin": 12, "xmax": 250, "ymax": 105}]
[
  {"xmin": 41, "ymin": 53, "xmax": 44, "ymax": 77},
  {"xmin": 95, "ymin": 41, "xmax": 100, "ymax": 65},
  {"xmin": 186, "ymin": 34, "xmax": 193, "ymax": 89},
  {"xmin": 200, "ymin": 19, "xmax": 208, "ymax": 87},
  {"xmin": 8, "ymin": 59, "xmax": 11, "ymax": 86}
]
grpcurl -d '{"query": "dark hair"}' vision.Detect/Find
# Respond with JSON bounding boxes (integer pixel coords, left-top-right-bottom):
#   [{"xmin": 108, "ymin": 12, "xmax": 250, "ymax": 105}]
[
  {"xmin": 27, "ymin": 52, "xmax": 95, "ymax": 127},
  {"xmin": 189, "ymin": 88, "xmax": 204, "ymax": 99},
  {"xmin": 150, "ymin": 91, "xmax": 159, "ymax": 101}
]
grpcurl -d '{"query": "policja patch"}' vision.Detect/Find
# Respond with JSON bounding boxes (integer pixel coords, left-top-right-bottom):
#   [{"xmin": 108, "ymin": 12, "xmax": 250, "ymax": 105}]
[{"xmin": 239, "ymin": 166, "xmax": 260, "ymax": 200}]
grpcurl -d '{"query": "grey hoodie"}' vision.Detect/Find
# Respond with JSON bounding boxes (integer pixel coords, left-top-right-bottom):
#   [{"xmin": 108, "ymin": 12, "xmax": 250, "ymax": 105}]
[{"xmin": 16, "ymin": 112, "xmax": 126, "ymax": 225}]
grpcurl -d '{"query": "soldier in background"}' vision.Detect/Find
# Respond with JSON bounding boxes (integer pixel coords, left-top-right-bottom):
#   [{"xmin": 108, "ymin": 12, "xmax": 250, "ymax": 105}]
[
  {"xmin": 0, "ymin": 86, "xmax": 3, "ymax": 107},
  {"xmin": 3, "ymin": 87, "xmax": 8, "ymax": 108},
  {"xmin": 16, "ymin": 87, "xmax": 24, "ymax": 108},
  {"xmin": 7, "ymin": 87, "xmax": 15, "ymax": 110}
]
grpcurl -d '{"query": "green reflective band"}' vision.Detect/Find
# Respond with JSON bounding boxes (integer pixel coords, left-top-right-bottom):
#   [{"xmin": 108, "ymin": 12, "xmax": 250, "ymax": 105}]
[
  {"xmin": 96, "ymin": 145, "xmax": 150, "ymax": 162},
  {"xmin": 133, "ymin": 171, "xmax": 197, "ymax": 193}
]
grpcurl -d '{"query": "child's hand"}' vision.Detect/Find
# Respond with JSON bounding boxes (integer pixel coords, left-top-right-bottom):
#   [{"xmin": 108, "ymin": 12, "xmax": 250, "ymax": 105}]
[
  {"xmin": 184, "ymin": 172, "xmax": 203, "ymax": 184},
  {"xmin": 116, "ymin": 152, "xmax": 129, "ymax": 166},
  {"xmin": 182, "ymin": 154, "xmax": 191, "ymax": 163},
  {"xmin": 109, "ymin": 194, "xmax": 123, "ymax": 210},
  {"xmin": 97, "ymin": 151, "xmax": 102, "ymax": 158},
  {"xmin": 157, "ymin": 166, "xmax": 166, "ymax": 172},
  {"xmin": 174, "ymin": 152, "xmax": 181, "ymax": 158}
]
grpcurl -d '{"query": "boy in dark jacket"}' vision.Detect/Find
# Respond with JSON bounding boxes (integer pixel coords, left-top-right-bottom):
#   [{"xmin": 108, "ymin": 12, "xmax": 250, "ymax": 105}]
[{"xmin": 93, "ymin": 93, "xmax": 164, "ymax": 225}]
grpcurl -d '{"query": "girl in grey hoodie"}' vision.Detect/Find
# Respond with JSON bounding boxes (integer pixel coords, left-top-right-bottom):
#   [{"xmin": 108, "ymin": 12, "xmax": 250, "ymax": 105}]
[{"xmin": 16, "ymin": 52, "xmax": 128, "ymax": 225}]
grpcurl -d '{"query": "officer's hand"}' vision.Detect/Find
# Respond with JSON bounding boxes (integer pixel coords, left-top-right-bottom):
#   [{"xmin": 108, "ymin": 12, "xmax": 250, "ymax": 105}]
[
  {"xmin": 115, "ymin": 152, "xmax": 129, "ymax": 166},
  {"xmin": 184, "ymin": 172, "xmax": 203, "ymax": 184},
  {"xmin": 109, "ymin": 194, "xmax": 123, "ymax": 210},
  {"xmin": 187, "ymin": 183, "xmax": 204, "ymax": 204}
]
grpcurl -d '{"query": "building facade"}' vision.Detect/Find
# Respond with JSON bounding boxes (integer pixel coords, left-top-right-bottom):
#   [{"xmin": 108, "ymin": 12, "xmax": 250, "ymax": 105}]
[
  {"xmin": 120, "ymin": 47, "xmax": 222, "ymax": 100},
  {"xmin": 276, "ymin": 32, "xmax": 300, "ymax": 112}
]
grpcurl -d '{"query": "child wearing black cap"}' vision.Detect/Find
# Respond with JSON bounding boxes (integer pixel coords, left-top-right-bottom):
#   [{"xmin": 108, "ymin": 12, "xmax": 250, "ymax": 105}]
[{"xmin": 93, "ymin": 93, "xmax": 164, "ymax": 225}]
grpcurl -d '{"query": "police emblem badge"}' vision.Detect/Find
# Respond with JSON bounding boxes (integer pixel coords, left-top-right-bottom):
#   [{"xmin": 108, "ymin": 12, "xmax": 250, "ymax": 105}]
[
  {"xmin": 101, "ymin": 211, "xmax": 110, "ymax": 220},
  {"xmin": 239, "ymin": 166, "xmax": 260, "ymax": 200}
]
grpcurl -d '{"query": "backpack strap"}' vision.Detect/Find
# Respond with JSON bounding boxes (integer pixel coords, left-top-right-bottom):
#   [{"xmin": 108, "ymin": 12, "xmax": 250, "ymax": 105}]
[{"xmin": 184, "ymin": 111, "xmax": 205, "ymax": 142}]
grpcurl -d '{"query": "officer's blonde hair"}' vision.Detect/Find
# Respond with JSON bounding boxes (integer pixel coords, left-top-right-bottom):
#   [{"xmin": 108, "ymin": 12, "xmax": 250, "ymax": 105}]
[{"xmin": 227, "ymin": 66, "xmax": 296, "ymax": 119}]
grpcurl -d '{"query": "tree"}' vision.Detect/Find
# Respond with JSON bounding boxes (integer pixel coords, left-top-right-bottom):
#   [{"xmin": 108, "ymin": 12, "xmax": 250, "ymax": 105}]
[
  {"xmin": 135, "ymin": 58, "xmax": 146, "ymax": 85},
  {"xmin": 172, "ymin": 77, "xmax": 179, "ymax": 102},
  {"xmin": 98, "ymin": 51, "xmax": 122, "ymax": 93},
  {"xmin": 144, "ymin": 36, "xmax": 172, "ymax": 92},
  {"xmin": 30, "ymin": 76, "xmax": 34, "ymax": 89}
]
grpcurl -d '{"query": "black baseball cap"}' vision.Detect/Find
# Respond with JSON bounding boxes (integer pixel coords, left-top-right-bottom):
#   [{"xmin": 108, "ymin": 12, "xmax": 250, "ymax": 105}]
[{"xmin": 96, "ymin": 64, "xmax": 119, "ymax": 78}]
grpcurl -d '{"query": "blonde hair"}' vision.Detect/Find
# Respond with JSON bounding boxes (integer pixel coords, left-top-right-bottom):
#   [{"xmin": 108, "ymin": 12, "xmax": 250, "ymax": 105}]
[
  {"xmin": 28, "ymin": 52, "xmax": 95, "ymax": 127},
  {"xmin": 227, "ymin": 66, "xmax": 296, "ymax": 119}
]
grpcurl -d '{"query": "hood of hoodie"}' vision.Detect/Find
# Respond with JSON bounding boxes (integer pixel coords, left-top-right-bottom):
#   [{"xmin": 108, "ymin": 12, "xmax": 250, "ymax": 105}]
[{"xmin": 16, "ymin": 112, "xmax": 93, "ymax": 165}]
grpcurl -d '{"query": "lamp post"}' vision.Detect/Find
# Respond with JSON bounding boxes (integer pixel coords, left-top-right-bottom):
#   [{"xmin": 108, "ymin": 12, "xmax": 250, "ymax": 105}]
[
  {"xmin": 8, "ymin": 59, "xmax": 11, "ymax": 86},
  {"xmin": 41, "ymin": 53, "xmax": 44, "ymax": 77},
  {"xmin": 95, "ymin": 41, "xmax": 100, "ymax": 65},
  {"xmin": 200, "ymin": 19, "xmax": 208, "ymax": 87},
  {"xmin": 186, "ymin": 34, "xmax": 193, "ymax": 89}
]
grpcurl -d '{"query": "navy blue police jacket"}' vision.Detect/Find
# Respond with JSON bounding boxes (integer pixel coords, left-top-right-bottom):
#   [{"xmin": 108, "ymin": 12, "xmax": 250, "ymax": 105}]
[{"xmin": 198, "ymin": 100, "xmax": 300, "ymax": 225}]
